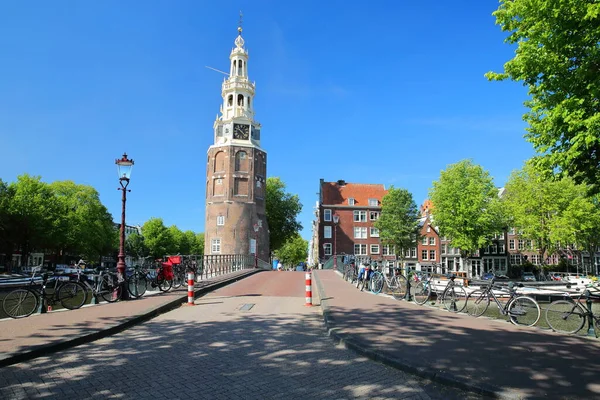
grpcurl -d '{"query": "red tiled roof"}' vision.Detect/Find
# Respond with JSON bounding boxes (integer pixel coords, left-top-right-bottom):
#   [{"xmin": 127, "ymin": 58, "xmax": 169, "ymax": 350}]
[{"xmin": 321, "ymin": 181, "xmax": 387, "ymax": 206}]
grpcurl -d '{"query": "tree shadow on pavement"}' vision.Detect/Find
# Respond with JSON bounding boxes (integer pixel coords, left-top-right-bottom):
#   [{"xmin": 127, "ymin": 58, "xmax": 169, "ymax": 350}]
[{"xmin": 0, "ymin": 307, "xmax": 477, "ymax": 400}]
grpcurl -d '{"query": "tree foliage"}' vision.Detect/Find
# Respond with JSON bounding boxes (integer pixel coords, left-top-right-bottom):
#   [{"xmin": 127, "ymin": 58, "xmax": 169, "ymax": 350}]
[
  {"xmin": 429, "ymin": 160, "xmax": 505, "ymax": 256},
  {"xmin": 141, "ymin": 218, "xmax": 176, "ymax": 259},
  {"xmin": 274, "ymin": 234, "xmax": 308, "ymax": 267},
  {"xmin": 265, "ymin": 177, "xmax": 302, "ymax": 252},
  {"xmin": 374, "ymin": 187, "xmax": 420, "ymax": 264},
  {"xmin": 503, "ymin": 161, "xmax": 591, "ymax": 262},
  {"xmin": 487, "ymin": 0, "xmax": 600, "ymax": 192},
  {"xmin": 126, "ymin": 232, "xmax": 149, "ymax": 260}
]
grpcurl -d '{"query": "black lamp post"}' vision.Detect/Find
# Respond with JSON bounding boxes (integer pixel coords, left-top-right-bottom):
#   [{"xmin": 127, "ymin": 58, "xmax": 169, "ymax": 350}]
[
  {"xmin": 333, "ymin": 214, "xmax": 340, "ymax": 271},
  {"xmin": 116, "ymin": 153, "xmax": 134, "ymax": 299},
  {"xmin": 253, "ymin": 223, "xmax": 260, "ymax": 268}
]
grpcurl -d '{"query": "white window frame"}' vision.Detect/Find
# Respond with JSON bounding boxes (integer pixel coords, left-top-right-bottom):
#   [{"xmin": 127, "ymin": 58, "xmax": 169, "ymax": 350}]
[
  {"xmin": 429, "ymin": 250, "xmax": 436, "ymax": 260},
  {"xmin": 323, "ymin": 243, "xmax": 332, "ymax": 256},
  {"xmin": 211, "ymin": 238, "xmax": 221, "ymax": 254},
  {"xmin": 370, "ymin": 244, "xmax": 380, "ymax": 254},
  {"xmin": 354, "ymin": 243, "xmax": 367, "ymax": 255},
  {"xmin": 421, "ymin": 237, "xmax": 428, "ymax": 245},
  {"xmin": 368, "ymin": 198, "xmax": 378, "ymax": 206},
  {"xmin": 370, "ymin": 227, "xmax": 379, "ymax": 237},
  {"xmin": 324, "ymin": 209, "xmax": 332, "ymax": 222},
  {"xmin": 411, "ymin": 248, "xmax": 417, "ymax": 258},
  {"xmin": 217, "ymin": 215, "xmax": 225, "ymax": 226},
  {"xmin": 369, "ymin": 211, "xmax": 379, "ymax": 221},
  {"xmin": 348, "ymin": 198, "xmax": 355, "ymax": 206},
  {"xmin": 353, "ymin": 210, "xmax": 367, "ymax": 222},
  {"xmin": 429, "ymin": 237, "xmax": 435, "ymax": 245},
  {"xmin": 324, "ymin": 226, "xmax": 332, "ymax": 239},
  {"xmin": 422, "ymin": 250, "xmax": 428, "ymax": 260},
  {"xmin": 509, "ymin": 239, "xmax": 515, "ymax": 250},
  {"xmin": 354, "ymin": 226, "xmax": 367, "ymax": 239}
]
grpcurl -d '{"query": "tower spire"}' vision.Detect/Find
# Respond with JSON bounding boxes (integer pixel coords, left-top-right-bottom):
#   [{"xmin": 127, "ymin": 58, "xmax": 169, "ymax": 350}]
[{"xmin": 238, "ymin": 10, "xmax": 243, "ymax": 36}]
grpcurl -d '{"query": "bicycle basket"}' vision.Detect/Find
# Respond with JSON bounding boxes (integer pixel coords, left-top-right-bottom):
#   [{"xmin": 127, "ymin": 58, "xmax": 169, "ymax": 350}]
[
  {"xmin": 161, "ymin": 262, "xmax": 174, "ymax": 280},
  {"xmin": 167, "ymin": 256, "xmax": 181, "ymax": 264}
]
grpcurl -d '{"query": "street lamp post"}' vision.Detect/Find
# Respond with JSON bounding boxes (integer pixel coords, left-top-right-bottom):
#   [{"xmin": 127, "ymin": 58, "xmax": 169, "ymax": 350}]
[
  {"xmin": 253, "ymin": 223, "xmax": 260, "ymax": 268},
  {"xmin": 116, "ymin": 153, "xmax": 134, "ymax": 300},
  {"xmin": 333, "ymin": 214, "xmax": 340, "ymax": 271}
]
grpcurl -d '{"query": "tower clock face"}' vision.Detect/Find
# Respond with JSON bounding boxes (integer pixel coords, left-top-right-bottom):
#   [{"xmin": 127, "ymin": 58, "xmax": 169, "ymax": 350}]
[{"xmin": 233, "ymin": 123, "xmax": 249, "ymax": 140}]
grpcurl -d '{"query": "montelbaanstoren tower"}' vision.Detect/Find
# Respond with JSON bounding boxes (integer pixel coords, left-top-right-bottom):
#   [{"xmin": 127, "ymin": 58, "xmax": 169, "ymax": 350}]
[{"xmin": 204, "ymin": 22, "xmax": 269, "ymax": 262}]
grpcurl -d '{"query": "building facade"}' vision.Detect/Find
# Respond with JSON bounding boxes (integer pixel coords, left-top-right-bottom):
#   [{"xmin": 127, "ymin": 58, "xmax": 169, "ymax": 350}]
[{"xmin": 204, "ymin": 25, "xmax": 270, "ymax": 261}]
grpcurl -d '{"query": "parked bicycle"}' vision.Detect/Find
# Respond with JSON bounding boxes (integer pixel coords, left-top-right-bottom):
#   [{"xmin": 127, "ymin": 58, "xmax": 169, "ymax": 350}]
[
  {"xmin": 343, "ymin": 262, "xmax": 358, "ymax": 284},
  {"xmin": 545, "ymin": 285, "xmax": 600, "ymax": 334},
  {"xmin": 355, "ymin": 262, "xmax": 374, "ymax": 292},
  {"xmin": 412, "ymin": 273, "xmax": 467, "ymax": 313},
  {"xmin": 75, "ymin": 268, "xmax": 122, "ymax": 303},
  {"xmin": 129, "ymin": 258, "xmax": 173, "ymax": 294},
  {"xmin": 2, "ymin": 267, "xmax": 86, "ymax": 318},
  {"xmin": 369, "ymin": 263, "xmax": 408, "ymax": 300},
  {"xmin": 465, "ymin": 277, "xmax": 541, "ymax": 327}
]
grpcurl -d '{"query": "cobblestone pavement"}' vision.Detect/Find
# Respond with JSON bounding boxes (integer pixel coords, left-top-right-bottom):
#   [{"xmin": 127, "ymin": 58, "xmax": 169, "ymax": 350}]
[{"xmin": 0, "ymin": 272, "xmax": 485, "ymax": 400}]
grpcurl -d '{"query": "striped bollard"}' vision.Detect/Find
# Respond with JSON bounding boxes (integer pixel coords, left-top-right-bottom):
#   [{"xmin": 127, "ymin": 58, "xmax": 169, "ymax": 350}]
[
  {"xmin": 305, "ymin": 271, "xmax": 312, "ymax": 307},
  {"xmin": 187, "ymin": 272, "xmax": 195, "ymax": 306}
]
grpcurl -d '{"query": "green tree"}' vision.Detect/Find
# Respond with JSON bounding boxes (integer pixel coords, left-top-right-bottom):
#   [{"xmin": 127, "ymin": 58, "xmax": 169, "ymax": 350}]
[
  {"xmin": 168, "ymin": 225, "xmax": 187, "ymax": 255},
  {"xmin": 503, "ymin": 162, "xmax": 581, "ymax": 264},
  {"xmin": 190, "ymin": 232, "xmax": 204, "ymax": 255},
  {"xmin": 374, "ymin": 186, "xmax": 420, "ymax": 268},
  {"xmin": 487, "ymin": 0, "xmax": 600, "ymax": 192},
  {"xmin": 142, "ymin": 218, "xmax": 176, "ymax": 258},
  {"xmin": 7, "ymin": 175, "xmax": 61, "ymax": 266},
  {"xmin": 0, "ymin": 179, "xmax": 17, "ymax": 264},
  {"xmin": 49, "ymin": 180, "xmax": 116, "ymax": 262},
  {"xmin": 126, "ymin": 232, "xmax": 149, "ymax": 260},
  {"xmin": 429, "ymin": 160, "xmax": 504, "ymax": 258},
  {"xmin": 274, "ymin": 234, "xmax": 308, "ymax": 267},
  {"xmin": 266, "ymin": 177, "xmax": 302, "ymax": 252}
]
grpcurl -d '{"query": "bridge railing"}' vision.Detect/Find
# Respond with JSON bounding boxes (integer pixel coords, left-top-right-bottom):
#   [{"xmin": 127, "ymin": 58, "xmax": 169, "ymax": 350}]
[{"xmin": 161, "ymin": 254, "xmax": 270, "ymax": 279}]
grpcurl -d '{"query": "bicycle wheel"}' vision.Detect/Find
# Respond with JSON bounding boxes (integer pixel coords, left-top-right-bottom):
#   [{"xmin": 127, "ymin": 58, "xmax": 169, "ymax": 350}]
[
  {"xmin": 370, "ymin": 272, "xmax": 384, "ymax": 294},
  {"xmin": 2, "ymin": 288, "xmax": 38, "ymax": 318},
  {"xmin": 172, "ymin": 270, "xmax": 184, "ymax": 289},
  {"xmin": 347, "ymin": 267, "xmax": 356, "ymax": 284},
  {"xmin": 545, "ymin": 300, "xmax": 585, "ymax": 333},
  {"xmin": 157, "ymin": 275, "xmax": 172, "ymax": 292},
  {"xmin": 508, "ymin": 296, "xmax": 540, "ymax": 327},
  {"xmin": 127, "ymin": 272, "xmax": 148, "ymax": 299},
  {"xmin": 390, "ymin": 274, "xmax": 408, "ymax": 300},
  {"xmin": 466, "ymin": 289, "xmax": 490, "ymax": 317},
  {"xmin": 57, "ymin": 281, "xmax": 87, "ymax": 310},
  {"xmin": 412, "ymin": 281, "xmax": 431, "ymax": 305},
  {"xmin": 342, "ymin": 265, "xmax": 349, "ymax": 281},
  {"xmin": 100, "ymin": 274, "xmax": 121, "ymax": 303},
  {"xmin": 442, "ymin": 286, "xmax": 467, "ymax": 313}
]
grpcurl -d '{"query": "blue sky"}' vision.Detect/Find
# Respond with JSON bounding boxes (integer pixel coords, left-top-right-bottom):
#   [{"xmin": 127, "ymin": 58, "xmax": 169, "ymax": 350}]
[{"xmin": 0, "ymin": 1, "xmax": 533, "ymax": 241}]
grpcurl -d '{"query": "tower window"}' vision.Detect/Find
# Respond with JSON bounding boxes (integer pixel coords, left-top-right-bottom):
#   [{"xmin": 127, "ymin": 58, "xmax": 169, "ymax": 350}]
[
  {"xmin": 237, "ymin": 94, "xmax": 244, "ymax": 106},
  {"xmin": 234, "ymin": 177, "xmax": 249, "ymax": 196},
  {"xmin": 211, "ymin": 238, "xmax": 221, "ymax": 254},
  {"xmin": 214, "ymin": 151, "xmax": 225, "ymax": 172},
  {"xmin": 217, "ymin": 215, "xmax": 225, "ymax": 226},
  {"xmin": 227, "ymin": 95, "xmax": 233, "ymax": 107},
  {"xmin": 235, "ymin": 151, "xmax": 248, "ymax": 171}
]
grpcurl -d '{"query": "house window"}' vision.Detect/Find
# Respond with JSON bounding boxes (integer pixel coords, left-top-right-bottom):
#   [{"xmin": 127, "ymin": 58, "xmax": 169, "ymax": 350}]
[
  {"xmin": 509, "ymin": 239, "xmax": 515, "ymax": 250},
  {"xmin": 217, "ymin": 215, "xmax": 225, "ymax": 226},
  {"xmin": 499, "ymin": 243, "xmax": 505, "ymax": 253},
  {"xmin": 370, "ymin": 244, "xmax": 380, "ymax": 254},
  {"xmin": 492, "ymin": 244, "xmax": 497, "ymax": 254},
  {"xmin": 427, "ymin": 226, "xmax": 431, "ymax": 233},
  {"xmin": 442, "ymin": 244, "xmax": 447, "ymax": 254},
  {"xmin": 382, "ymin": 245, "xmax": 395, "ymax": 255},
  {"xmin": 353, "ymin": 211, "xmax": 367, "ymax": 222},
  {"xmin": 354, "ymin": 227, "xmax": 367, "ymax": 239},
  {"xmin": 421, "ymin": 237, "xmax": 428, "ymax": 245},
  {"xmin": 324, "ymin": 226, "xmax": 332, "ymax": 239},
  {"xmin": 211, "ymin": 238, "xmax": 221, "ymax": 254},
  {"xmin": 422, "ymin": 250, "xmax": 428, "ymax": 260},
  {"xmin": 484, "ymin": 246, "xmax": 490, "ymax": 254},
  {"xmin": 368, "ymin": 198, "xmax": 378, "ymax": 206},
  {"xmin": 324, "ymin": 209, "xmax": 332, "ymax": 222},
  {"xmin": 370, "ymin": 211, "xmax": 379, "ymax": 221},
  {"xmin": 429, "ymin": 237, "xmax": 435, "ymax": 245},
  {"xmin": 370, "ymin": 227, "xmax": 379, "ymax": 237},
  {"xmin": 323, "ymin": 243, "xmax": 332, "ymax": 256},
  {"xmin": 411, "ymin": 248, "xmax": 417, "ymax": 258},
  {"xmin": 509, "ymin": 227, "xmax": 516, "ymax": 235},
  {"xmin": 518, "ymin": 240, "xmax": 524, "ymax": 250},
  {"xmin": 526, "ymin": 240, "xmax": 532, "ymax": 249},
  {"xmin": 348, "ymin": 198, "xmax": 355, "ymax": 206},
  {"xmin": 510, "ymin": 254, "xmax": 522, "ymax": 265},
  {"xmin": 429, "ymin": 250, "xmax": 436, "ymax": 260},
  {"xmin": 354, "ymin": 244, "xmax": 367, "ymax": 255}
]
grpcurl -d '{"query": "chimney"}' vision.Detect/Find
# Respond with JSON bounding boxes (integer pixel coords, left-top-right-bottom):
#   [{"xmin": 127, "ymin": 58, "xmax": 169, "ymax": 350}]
[{"xmin": 336, "ymin": 179, "xmax": 346, "ymax": 186}]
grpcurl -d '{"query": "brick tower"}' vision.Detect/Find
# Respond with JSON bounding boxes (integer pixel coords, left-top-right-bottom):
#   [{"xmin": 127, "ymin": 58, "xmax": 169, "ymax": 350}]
[{"xmin": 204, "ymin": 24, "xmax": 270, "ymax": 262}]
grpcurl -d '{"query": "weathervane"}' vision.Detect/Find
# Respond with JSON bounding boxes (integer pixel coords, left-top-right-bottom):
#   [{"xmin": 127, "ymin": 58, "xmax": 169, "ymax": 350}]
[{"xmin": 238, "ymin": 10, "xmax": 243, "ymax": 35}]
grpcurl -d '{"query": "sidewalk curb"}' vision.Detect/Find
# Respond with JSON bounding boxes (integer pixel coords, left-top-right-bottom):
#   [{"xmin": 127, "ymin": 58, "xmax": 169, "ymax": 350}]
[
  {"xmin": 0, "ymin": 269, "xmax": 262, "ymax": 369},
  {"xmin": 312, "ymin": 271, "xmax": 521, "ymax": 400}
]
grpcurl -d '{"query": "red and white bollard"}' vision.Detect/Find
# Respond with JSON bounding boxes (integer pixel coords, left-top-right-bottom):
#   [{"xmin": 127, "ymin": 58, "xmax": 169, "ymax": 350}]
[
  {"xmin": 305, "ymin": 271, "xmax": 312, "ymax": 307},
  {"xmin": 187, "ymin": 271, "xmax": 195, "ymax": 306}
]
